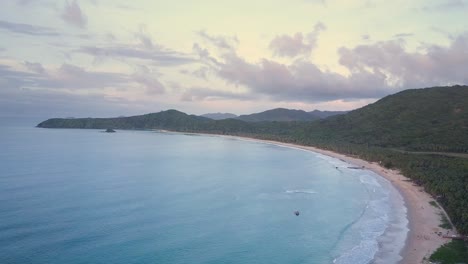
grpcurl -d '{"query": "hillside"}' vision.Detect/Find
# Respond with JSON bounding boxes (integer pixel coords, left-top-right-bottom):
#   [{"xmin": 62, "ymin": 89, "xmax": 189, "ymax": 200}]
[
  {"xmin": 201, "ymin": 113, "xmax": 238, "ymax": 120},
  {"xmin": 302, "ymin": 85, "xmax": 468, "ymax": 152},
  {"xmin": 37, "ymin": 110, "xmax": 212, "ymax": 131},
  {"xmin": 309, "ymin": 110, "xmax": 347, "ymax": 119},
  {"xmin": 237, "ymin": 108, "xmax": 319, "ymax": 122}
]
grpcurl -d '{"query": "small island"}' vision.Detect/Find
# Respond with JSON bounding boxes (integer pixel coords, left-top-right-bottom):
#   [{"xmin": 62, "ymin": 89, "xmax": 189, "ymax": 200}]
[{"xmin": 104, "ymin": 128, "xmax": 116, "ymax": 133}]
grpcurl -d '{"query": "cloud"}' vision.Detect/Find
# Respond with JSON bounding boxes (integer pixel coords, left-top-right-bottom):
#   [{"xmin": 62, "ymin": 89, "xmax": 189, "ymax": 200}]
[
  {"xmin": 338, "ymin": 34, "xmax": 468, "ymax": 88},
  {"xmin": 76, "ymin": 30, "xmax": 196, "ymax": 66},
  {"xmin": 421, "ymin": 0, "xmax": 467, "ymax": 11},
  {"xmin": 0, "ymin": 85, "xmax": 138, "ymax": 118},
  {"xmin": 269, "ymin": 22, "xmax": 326, "ymax": 57},
  {"xmin": 77, "ymin": 45, "xmax": 195, "ymax": 66},
  {"xmin": 181, "ymin": 87, "xmax": 251, "ymax": 102},
  {"xmin": 193, "ymin": 32, "xmax": 468, "ymax": 103},
  {"xmin": 214, "ymin": 54, "xmax": 389, "ymax": 102},
  {"xmin": 0, "ymin": 64, "xmax": 40, "ymax": 89},
  {"xmin": 16, "ymin": 0, "xmax": 35, "ymax": 5},
  {"xmin": 196, "ymin": 30, "xmax": 239, "ymax": 51},
  {"xmin": 61, "ymin": 0, "xmax": 87, "ymax": 28},
  {"xmin": 2, "ymin": 60, "xmax": 171, "ymax": 98},
  {"xmin": 0, "ymin": 62, "xmax": 170, "ymax": 117},
  {"xmin": 303, "ymin": 0, "xmax": 326, "ymax": 5},
  {"xmin": 131, "ymin": 65, "xmax": 165, "ymax": 94},
  {"xmin": 24, "ymin": 61, "xmax": 46, "ymax": 74},
  {"xmin": 1, "ymin": 62, "xmax": 129, "ymax": 91},
  {"xmin": 393, "ymin": 33, "xmax": 414, "ymax": 39},
  {"xmin": 0, "ymin": 20, "xmax": 60, "ymax": 36}
]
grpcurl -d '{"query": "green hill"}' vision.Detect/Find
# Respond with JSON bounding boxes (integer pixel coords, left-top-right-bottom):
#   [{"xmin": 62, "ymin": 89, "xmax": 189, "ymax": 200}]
[
  {"xmin": 304, "ymin": 85, "xmax": 468, "ymax": 152},
  {"xmin": 200, "ymin": 113, "xmax": 238, "ymax": 120},
  {"xmin": 236, "ymin": 108, "xmax": 318, "ymax": 122},
  {"xmin": 37, "ymin": 109, "xmax": 211, "ymax": 131}
]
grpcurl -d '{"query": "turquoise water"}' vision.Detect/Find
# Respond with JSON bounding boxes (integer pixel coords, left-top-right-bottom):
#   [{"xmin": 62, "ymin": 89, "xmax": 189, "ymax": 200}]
[{"xmin": 0, "ymin": 122, "xmax": 407, "ymax": 264}]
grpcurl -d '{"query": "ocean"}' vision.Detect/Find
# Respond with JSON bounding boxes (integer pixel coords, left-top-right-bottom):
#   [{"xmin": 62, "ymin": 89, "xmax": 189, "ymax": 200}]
[{"xmin": 0, "ymin": 120, "xmax": 408, "ymax": 264}]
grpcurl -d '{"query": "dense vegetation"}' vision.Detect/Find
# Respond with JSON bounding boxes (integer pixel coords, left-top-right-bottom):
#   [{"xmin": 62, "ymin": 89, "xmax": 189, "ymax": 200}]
[
  {"xmin": 429, "ymin": 240, "xmax": 468, "ymax": 264},
  {"xmin": 235, "ymin": 108, "xmax": 345, "ymax": 122},
  {"xmin": 37, "ymin": 85, "xmax": 468, "ymax": 235}
]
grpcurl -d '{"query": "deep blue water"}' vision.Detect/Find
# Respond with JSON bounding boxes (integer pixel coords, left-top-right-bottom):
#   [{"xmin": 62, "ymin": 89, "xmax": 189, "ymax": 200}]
[{"xmin": 0, "ymin": 121, "xmax": 407, "ymax": 264}]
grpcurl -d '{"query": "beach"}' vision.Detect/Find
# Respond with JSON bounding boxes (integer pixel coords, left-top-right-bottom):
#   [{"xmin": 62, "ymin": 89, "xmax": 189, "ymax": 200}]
[{"xmin": 186, "ymin": 133, "xmax": 456, "ymax": 264}]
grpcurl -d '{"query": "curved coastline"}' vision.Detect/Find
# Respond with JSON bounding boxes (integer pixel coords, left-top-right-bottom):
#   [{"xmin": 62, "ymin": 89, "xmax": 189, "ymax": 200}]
[{"xmin": 165, "ymin": 131, "xmax": 455, "ymax": 264}]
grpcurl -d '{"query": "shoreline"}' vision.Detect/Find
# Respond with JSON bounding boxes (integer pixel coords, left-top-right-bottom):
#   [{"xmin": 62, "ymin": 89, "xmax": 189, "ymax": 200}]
[{"xmin": 162, "ymin": 131, "xmax": 455, "ymax": 264}]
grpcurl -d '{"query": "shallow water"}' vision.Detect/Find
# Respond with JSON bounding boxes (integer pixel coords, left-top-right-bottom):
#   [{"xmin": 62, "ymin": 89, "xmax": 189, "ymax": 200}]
[{"xmin": 0, "ymin": 122, "xmax": 407, "ymax": 264}]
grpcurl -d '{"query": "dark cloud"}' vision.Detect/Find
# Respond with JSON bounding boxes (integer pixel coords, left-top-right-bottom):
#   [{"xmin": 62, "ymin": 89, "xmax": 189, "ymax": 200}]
[
  {"xmin": 0, "ymin": 20, "xmax": 61, "ymax": 36},
  {"xmin": 61, "ymin": 0, "xmax": 87, "ymax": 28},
  {"xmin": 269, "ymin": 22, "xmax": 326, "ymax": 57}
]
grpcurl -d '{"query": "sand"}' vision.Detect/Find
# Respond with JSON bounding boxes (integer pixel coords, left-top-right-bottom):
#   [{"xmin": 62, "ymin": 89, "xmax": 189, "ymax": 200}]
[{"xmin": 161, "ymin": 131, "xmax": 456, "ymax": 263}]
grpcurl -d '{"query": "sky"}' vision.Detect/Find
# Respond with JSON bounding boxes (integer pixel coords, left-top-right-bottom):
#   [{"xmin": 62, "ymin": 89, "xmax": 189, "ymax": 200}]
[{"xmin": 1, "ymin": 0, "xmax": 467, "ymax": 117}]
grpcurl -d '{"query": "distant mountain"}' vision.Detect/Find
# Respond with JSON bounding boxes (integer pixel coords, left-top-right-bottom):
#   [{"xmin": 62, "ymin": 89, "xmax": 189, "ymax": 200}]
[
  {"xmin": 236, "ymin": 108, "xmax": 313, "ymax": 122},
  {"xmin": 309, "ymin": 110, "xmax": 347, "ymax": 119},
  {"xmin": 201, "ymin": 113, "xmax": 238, "ymax": 120},
  {"xmin": 235, "ymin": 108, "xmax": 345, "ymax": 122}
]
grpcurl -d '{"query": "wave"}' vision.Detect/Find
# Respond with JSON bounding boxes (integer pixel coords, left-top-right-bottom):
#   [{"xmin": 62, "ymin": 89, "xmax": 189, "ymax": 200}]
[
  {"xmin": 333, "ymin": 170, "xmax": 393, "ymax": 264},
  {"xmin": 285, "ymin": 189, "xmax": 317, "ymax": 195}
]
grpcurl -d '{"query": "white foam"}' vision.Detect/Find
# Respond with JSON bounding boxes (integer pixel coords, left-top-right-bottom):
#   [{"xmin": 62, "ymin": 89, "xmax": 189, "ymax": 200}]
[
  {"xmin": 334, "ymin": 170, "xmax": 408, "ymax": 264},
  {"xmin": 285, "ymin": 189, "xmax": 317, "ymax": 195}
]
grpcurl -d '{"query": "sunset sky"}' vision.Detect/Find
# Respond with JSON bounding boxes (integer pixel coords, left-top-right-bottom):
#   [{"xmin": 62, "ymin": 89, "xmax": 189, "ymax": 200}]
[{"xmin": 1, "ymin": 0, "xmax": 467, "ymax": 117}]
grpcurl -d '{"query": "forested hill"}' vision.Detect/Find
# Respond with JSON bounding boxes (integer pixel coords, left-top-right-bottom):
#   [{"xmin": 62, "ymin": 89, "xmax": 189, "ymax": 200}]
[
  {"xmin": 236, "ymin": 108, "xmax": 319, "ymax": 122},
  {"xmin": 236, "ymin": 108, "xmax": 345, "ymax": 122},
  {"xmin": 37, "ymin": 110, "xmax": 212, "ymax": 130},
  {"xmin": 302, "ymin": 85, "xmax": 468, "ymax": 152}
]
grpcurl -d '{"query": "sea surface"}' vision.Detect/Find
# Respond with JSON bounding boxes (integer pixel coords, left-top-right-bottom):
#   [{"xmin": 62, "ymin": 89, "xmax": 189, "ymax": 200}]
[{"xmin": 0, "ymin": 120, "xmax": 408, "ymax": 264}]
